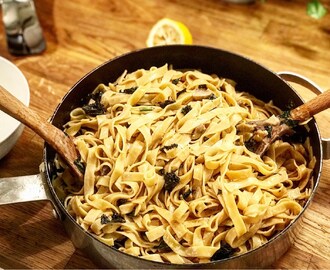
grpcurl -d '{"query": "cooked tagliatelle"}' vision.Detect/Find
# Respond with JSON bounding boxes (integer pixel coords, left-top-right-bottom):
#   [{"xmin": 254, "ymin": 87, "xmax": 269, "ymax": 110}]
[{"xmin": 53, "ymin": 64, "xmax": 315, "ymax": 264}]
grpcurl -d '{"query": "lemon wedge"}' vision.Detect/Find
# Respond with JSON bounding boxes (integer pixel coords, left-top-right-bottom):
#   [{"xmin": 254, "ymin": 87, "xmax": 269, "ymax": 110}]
[{"xmin": 146, "ymin": 18, "xmax": 193, "ymax": 47}]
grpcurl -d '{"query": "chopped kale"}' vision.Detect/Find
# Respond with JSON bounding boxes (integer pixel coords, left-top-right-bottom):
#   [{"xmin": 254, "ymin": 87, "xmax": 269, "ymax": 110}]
[
  {"xmin": 160, "ymin": 143, "xmax": 178, "ymax": 152},
  {"xmin": 284, "ymin": 118, "xmax": 299, "ymax": 128},
  {"xmin": 88, "ymin": 91, "xmax": 103, "ymax": 103},
  {"xmin": 100, "ymin": 213, "xmax": 125, "ymax": 225},
  {"xmin": 81, "ymin": 90, "xmax": 103, "ymax": 104},
  {"xmin": 82, "ymin": 102, "xmax": 105, "ymax": 116},
  {"xmin": 208, "ymin": 93, "xmax": 216, "ymax": 100},
  {"xmin": 182, "ymin": 189, "xmax": 192, "ymax": 200},
  {"xmin": 159, "ymin": 100, "xmax": 175, "ymax": 108},
  {"xmin": 100, "ymin": 214, "xmax": 111, "ymax": 224},
  {"xmin": 164, "ymin": 172, "xmax": 180, "ymax": 192},
  {"xmin": 177, "ymin": 89, "xmax": 186, "ymax": 97},
  {"xmin": 74, "ymin": 159, "xmax": 85, "ymax": 174},
  {"xmin": 111, "ymin": 212, "xmax": 126, "ymax": 223},
  {"xmin": 155, "ymin": 239, "xmax": 172, "ymax": 252},
  {"xmin": 280, "ymin": 110, "xmax": 299, "ymax": 128},
  {"xmin": 211, "ymin": 243, "xmax": 236, "ymax": 261},
  {"xmin": 281, "ymin": 110, "xmax": 291, "ymax": 119},
  {"xmin": 265, "ymin": 125, "xmax": 272, "ymax": 138},
  {"xmin": 120, "ymin": 86, "xmax": 138, "ymax": 94},
  {"xmin": 80, "ymin": 91, "xmax": 104, "ymax": 117},
  {"xmin": 171, "ymin": 78, "xmax": 181, "ymax": 85},
  {"xmin": 181, "ymin": 104, "xmax": 192, "ymax": 115}
]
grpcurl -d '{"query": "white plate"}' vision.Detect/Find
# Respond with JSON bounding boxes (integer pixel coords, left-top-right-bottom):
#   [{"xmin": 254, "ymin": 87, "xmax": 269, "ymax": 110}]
[{"xmin": 0, "ymin": 56, "xmax": 30, "ymax": 159}]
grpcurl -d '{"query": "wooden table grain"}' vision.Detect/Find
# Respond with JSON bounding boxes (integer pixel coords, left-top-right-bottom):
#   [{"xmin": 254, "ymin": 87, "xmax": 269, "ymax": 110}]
[{"xmin": 0, "ymin": 0, "xmax": 329, "ymax": 268}]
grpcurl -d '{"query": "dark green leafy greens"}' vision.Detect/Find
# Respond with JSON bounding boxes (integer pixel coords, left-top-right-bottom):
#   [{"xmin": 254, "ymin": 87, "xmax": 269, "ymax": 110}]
[
  {"xmin": 177, "ymin": 89, "xmax": 186, "ymax": 97},
  {"xmin": 171, "ymin": 78, "xmax": 181, "ymax": 85},
  {"xmin": 82, "ymin": 91, "xmax": 105, "ymax": 116},
  {"xmin": 111, "ymin": 212, "xmax": 125, "ymax": 223},
  {"xmin": 101, "ymin": 214, "xmax": 111, "ymax": 224},
  {"xmin": 208, "ymin": 93, "xmax": 216, "ymax": 100},
  {"xmin": 120, "ymin": 86, "xmax": 138, "ymax": 94},
  {"xmin": 181, "ymin": 104, "xmax": 192, "ymax": 115},
  {"xmin": 100, "ymin": 213, "xmax": 125, "ymax": 225},
  {"xmin": 182, "ymin": 189, "xmax": 192, "ymax": 200},
  {"xmin": 280, "ymin": 110, "xmax": 298, "ymax": 128},
  {"xmin": 211, "ymin": 243, "xmax": 236, "ymax": 261},
  {"xmin": 160, "ymin": 143, "xmax": 178, "ymax": 152},
  {"xmin": 159, "ymin": 100, "xmax": 175, "ymax": 108},
  {"xmin": 163, "ymin": 172, "xmax": 180, "ymax": 192}
]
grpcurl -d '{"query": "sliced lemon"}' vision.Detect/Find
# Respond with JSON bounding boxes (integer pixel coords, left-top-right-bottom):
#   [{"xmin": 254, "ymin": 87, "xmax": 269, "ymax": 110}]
[{"xmin": 146, "ymin": 18, "xmax": 193, "ymax": 47}]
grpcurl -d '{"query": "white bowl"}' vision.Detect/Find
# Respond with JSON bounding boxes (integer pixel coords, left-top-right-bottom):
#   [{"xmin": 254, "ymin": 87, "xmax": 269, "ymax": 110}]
[{"xmin": 0, "ymin": 57, "xmax": 30, "ymax": 159}]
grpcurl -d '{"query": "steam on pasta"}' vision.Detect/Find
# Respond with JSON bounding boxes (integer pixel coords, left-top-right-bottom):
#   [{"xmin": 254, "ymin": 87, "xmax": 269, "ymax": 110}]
[{"xmin": 53, "ymin": 64, "xmax": 315, "ymax": 264}]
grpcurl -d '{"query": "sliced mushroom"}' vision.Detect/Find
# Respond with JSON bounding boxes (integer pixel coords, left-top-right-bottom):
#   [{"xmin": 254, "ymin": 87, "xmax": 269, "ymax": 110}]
[
  {"xmin": 192, "ymin": 88, "xmax": 213, "ymax": 101},
  {"xmin": 191, "ymin": 124, "xmax": 206, "ymax": 140},
  {"xmin": 254, "ymin": 123, "xmax": 292, "ymax": 155}
]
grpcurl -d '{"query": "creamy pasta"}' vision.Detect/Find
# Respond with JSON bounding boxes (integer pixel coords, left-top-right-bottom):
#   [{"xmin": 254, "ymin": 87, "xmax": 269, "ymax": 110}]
[{"xmin": 53, "ymin": 64, "xmax": 315, "ymax": 264}]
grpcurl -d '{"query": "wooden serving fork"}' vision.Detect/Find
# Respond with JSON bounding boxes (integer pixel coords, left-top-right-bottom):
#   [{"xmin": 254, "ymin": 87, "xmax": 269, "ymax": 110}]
[{"xmin": 243, "ymin": 89, "xmax": 330, "ymax": 156}]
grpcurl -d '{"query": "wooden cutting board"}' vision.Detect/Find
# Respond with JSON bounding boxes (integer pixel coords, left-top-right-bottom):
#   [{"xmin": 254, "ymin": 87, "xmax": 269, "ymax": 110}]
[{"xmin": 0, "ymin": 0, "xmax": 329, "ymax": 268}]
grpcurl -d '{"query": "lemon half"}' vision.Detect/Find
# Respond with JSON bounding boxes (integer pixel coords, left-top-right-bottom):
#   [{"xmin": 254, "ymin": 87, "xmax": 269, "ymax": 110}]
[{"xmin": 146, "ymin": 18, "xmax": 193, "ymax": 47}]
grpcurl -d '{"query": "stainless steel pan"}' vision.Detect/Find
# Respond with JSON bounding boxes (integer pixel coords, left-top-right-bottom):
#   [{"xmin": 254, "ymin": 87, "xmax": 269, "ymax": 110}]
[{"xmin": 1, "ymin": 45, "xmax": 329, "ymax": 268}]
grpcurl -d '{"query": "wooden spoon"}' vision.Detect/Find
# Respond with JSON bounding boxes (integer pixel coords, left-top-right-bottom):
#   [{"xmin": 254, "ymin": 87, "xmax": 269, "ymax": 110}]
[
  {"xmin": 0, "ymin": 85, "xmax": 84, "ymax": 181},
  {"xmin": 290, "ymin": 89, "xmax": 330, "ymax": 121},
  {"xmin": 245, "ymin": 89, "xmax": 330, "ymax": 156}
]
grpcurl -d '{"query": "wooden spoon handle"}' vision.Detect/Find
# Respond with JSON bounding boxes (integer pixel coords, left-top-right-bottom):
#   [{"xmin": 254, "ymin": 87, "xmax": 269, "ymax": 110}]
[
  {"xmin": 0, "ymin": 85, "xmax": 54, "ymax": 141},
  {"xmin": 0, "ymin": 85, "xmax": 83, "ymax": 180},
  {"xmin": 290, "ymin": 89, "xmax": 330, "ymax": 121}
]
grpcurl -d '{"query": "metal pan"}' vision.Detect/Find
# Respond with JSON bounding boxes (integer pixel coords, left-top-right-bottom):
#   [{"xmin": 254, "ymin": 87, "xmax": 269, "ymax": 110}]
[{"xmin": 1, "ymin": 45, "xmax": 329, "ymax": 268}]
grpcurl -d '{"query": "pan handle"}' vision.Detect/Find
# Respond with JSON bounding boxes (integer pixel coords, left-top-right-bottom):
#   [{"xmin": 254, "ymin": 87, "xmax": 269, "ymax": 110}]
[
  {"xmin": 0, "ymin": 173, "xmax": 63, "ymax": 219},
  {"xmin": 278, "ymin": 71, "xmax": 330, "ymax": 160}
]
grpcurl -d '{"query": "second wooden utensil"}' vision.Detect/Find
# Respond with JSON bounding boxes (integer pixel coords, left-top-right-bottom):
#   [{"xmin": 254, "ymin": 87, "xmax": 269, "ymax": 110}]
[{"xmin": 246, "ymin": 89, "xmax": 330, "ymax": 156}]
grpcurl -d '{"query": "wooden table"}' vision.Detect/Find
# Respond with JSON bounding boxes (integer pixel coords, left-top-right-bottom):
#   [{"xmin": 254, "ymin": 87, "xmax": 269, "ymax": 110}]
[{"xmin": 0, "ymin": 0, "xmax": 329, "ymax": 268}]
